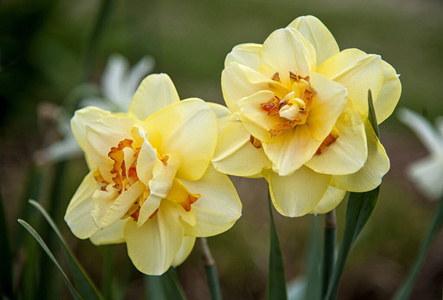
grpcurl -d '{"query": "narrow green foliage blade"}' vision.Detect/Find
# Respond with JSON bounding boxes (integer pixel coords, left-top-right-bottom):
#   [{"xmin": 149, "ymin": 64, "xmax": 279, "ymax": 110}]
[
  {"xmin": 0, "ymin": 186, "xmax": 13, "ymax": 299},
  {"xmin": 393, "ymin": 197, "xmax": 443, "ymax": 300},
  {"xmin": 29, "ymin": 200, "xmax": 103, "ymax": 300},
  {"xmin": 17, "ymin": 219, "xmax": 82, "ymax": 300},
  {"xmin": 325, "ymin": 91, "xmax": 381, "ymax": 300},
  {"xmin": 144, "ymin": 268, "xmax": 187, "ymax": 300},
  {"xmin": 303, "ymin": 216, "xmax": 322, "ymax": 300},
  {"xmin": 367, "ymin": 90, "xmax": 379, "ymax": 137},
  {"xmin": 267, "ymin": 193, "xmax": 287, "ymax": 300}
]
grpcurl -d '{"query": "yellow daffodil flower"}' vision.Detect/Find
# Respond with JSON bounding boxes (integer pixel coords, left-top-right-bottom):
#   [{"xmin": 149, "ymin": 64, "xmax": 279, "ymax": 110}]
[
  {"xmin": 65, "ymin": 74, "xmax": 242, "ymax": 275},
  {"xmin": 212, "ymin": 15, "xmax": 401, "ymax": 217}
]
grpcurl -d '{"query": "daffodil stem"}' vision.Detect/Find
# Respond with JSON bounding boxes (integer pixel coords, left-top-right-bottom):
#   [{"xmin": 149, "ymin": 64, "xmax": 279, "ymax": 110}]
[
  {"xmin": 199, "ymin": 237, "xmax": 223, "ymax": 300},
  {"xmin": 393, "ymin": 197, "xmax": 443, "ymax": 300},
  {"xmin": 322, "ymin": 209, "xmax": 337, "ymax": 298}
]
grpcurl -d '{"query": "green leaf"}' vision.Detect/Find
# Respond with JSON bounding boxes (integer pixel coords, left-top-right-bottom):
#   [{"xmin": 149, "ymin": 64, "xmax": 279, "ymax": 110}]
[
  {"xmin": 325, "ymin": 188, "xmax": 380, "ymax": 300},
  {"xmin": 28, "ymin": 200, "xmax": 103, "ymax": 300},
  {"xmin": 267, "ymin": 193, "xmax": 287, "ymax": 300},
  {"xmin": 145, "ymin": 268, "xmax": 187, "ymax": 300},
  {"xmin": 303, "ymin": 216, "xmax": 322, "ymax": 300},
  {"xmin": 17, "ymin": 219, "xmax": 82, "ymax": 300},
  {"xmin": 393, "ymin": 196, "xmax": 443, "ymax": 300},
  {"xmin": 367, "ymin": 90, "xmax": 379, "ymax": 137},
  {"xmin": 322, "ymin": 211, "xmax": 337, "ymax": 298},
  {"xmin": 325, "ymin": 91, "xmax": 381, "ymax": 300},
  {"xmin": 0, "ymin": 185, "xmax": 13, "ymax": 299}
]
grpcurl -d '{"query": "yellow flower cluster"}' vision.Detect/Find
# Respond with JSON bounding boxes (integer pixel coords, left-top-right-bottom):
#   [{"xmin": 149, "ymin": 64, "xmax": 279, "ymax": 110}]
[{"xmin": 65, "ymin": 15, "xmax": 400, "ymax": 275}]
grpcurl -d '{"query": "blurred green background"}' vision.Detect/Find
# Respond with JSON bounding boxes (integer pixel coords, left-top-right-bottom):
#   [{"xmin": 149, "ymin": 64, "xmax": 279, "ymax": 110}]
[{"xmin": 1, "ymin": 0, "xmax": 443, "ymax": 299}]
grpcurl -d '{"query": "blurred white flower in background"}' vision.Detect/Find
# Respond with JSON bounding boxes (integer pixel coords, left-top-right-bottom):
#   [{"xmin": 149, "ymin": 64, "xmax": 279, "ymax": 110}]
[
  {"xmin": 40, "ymin": 54, "xmax": 154, "ymax": 164},
  {"xmin": 398, "ymin": 107, "xmax": 443, "ymax": 200}
]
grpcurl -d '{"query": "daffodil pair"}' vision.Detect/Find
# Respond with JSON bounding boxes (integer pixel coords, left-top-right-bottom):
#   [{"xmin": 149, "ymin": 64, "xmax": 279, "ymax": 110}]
[
  {"xmin": 65, "ymin": 74, "xmax": 241, "ymax": 275},
  {"xmin": 213, "ymin": 15, "xmax": 401, "ymax": 217},
  {"xmin": 65, "ymin": 15, "xmax": 401, "ymax": 276}
]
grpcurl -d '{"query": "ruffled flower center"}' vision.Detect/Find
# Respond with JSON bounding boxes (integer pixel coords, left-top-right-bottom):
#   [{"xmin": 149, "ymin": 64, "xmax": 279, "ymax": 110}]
[
  {"xmin": 261, "ymin": 72, "xmax": 313, "ymax": 137},
  {"xmin": 93, "ymin": 134, "xmax": 200, "ymax": 225}
]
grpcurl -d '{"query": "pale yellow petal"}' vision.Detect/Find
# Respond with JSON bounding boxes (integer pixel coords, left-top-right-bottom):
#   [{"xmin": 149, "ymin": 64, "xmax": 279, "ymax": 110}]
[
  {"xmin": 99, "ymin": 180, "xmax": 145, "ymax": 228},
  {"xmin": 287, "ymin": 16, "xmax": 339, "ymax": 66},
  {"xmin": 374, "ymin": 61, "xmax": 401, "ymax": 124},
  {"xmin": 178, "ymin": 166, "xmax": 242, "ymax": 237},
  {"xmin": 128, "ymin": 73, "xmax": 180, "ymax": 120},
  {"xmin": 124, "ymin": 200, "xmax": 184, "ymax": 275},
  {"xmin": 134, "ymin": 127, "xmax": 158, "ymax": 186},
  {"xmin": 172, "ymin": 236, "xmax": 196, "ymax": 267},
  {"xmin": 137, "ymin": 153, "xmax": 181, "ymax": 226},
  {"xmin": 331, "ymin": 118, "xmax": 389, "ymax": 192},
  {"xmin": 221, "ymin": 63, "xmax": 287, "ymax": 113},
  {"xmin": 237, "ymin": 90, "xmax": 283, "ymax": 143},
  {"xmin": 261, "ymin": 27, "xmax": 317, "ymax": 84},
  {"xmin": 225, "ymin": 43, "xmax": 262, "ymax": 70},
  {"xmin": 145, "ymin": 99, "xmax": 217, "ymax": 181},
  {"xmin": 263, "ymin": 125, "xmax": 322, "ymax": 176},
  {"xmin": 64, "ymin": 172, "xmax": 99, "ymax": 239},
  {"xmin": 307, "ymin": 72, "xmax": 347, "ymax": 141},
  {"xmin": 84, "ymin": 115, "xmax": 137, "ymax": 183},
  {"xmin": 212, "ymin": 121, "xmax": 271, "ymax": 177},
  {"xmin": 316, "ymin": 49, "xmax": 384, "ymax": 116},
  {"xmin": 305, "ymin": 109, "xmax": 367, "ymax": 175},
  {"xmin": 90, "ymin": 219, "xmax": 127, "ymax": 245},
  {"xmin": 206, "ymin": 102, "xmax": 232, "ymax": 133},
  {"xmin": 310, "ymin": 186, "xmax": 346, "ymax": 214},
  {"xmin": 264, "ymin": 167, "xmax": 331, "ymax": 217},
  {"xmin": 71, "ymin": 106, "xmax": 111, "ymax": 151}
]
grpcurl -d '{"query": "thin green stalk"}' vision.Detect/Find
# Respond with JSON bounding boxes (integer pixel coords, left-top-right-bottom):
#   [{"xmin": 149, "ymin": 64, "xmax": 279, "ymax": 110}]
[
  {"xmin": 322, "ymin": 209, "xmax": 336, "ymax": 298},
  {"xmin": 199, "ymin": 237, "xmax": 223, "ymax": 300},
  {"xmin": 393, "ymin": 197, "xmax": 443, "ymax": 300},
  {"xmin": 266, "ymin": 193, "xmax": 287, "ymax": 300},
  {"xmin": 102, "ymin": 246, "xmax": 115, "ymax": 300}
]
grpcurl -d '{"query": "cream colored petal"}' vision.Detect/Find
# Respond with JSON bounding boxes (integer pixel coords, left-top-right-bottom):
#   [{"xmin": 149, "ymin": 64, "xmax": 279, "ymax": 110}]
[
  {"xmin": 206, "ymin": 102, "xmax": 232, "ymax": 133},
  {"xmin": 264, "ymin": 167, "xmax": 331, "ymax": 217},
  {"xmin": 71, "ymin": 106, "xmax": 111, "ymax": 151},
  {"xmin": 307, "ymin": 72, "xmax": 348, "ymax": 141},
  {"xmin": 99, "ymin": 180, "xmax": 145, "ymax": 228},
  {"xmin": 145, "ymin": 99, "xmax": 217, "ymax": 181},
  {"xmin": 137, "ymin": 154, "xmax": 181, "ymax": 226},
  {"xmin": 305, "ymin": 109, "xmax": 367, "ymax": 175},
  {"xmin": 316, "ymin": 49, "xmax": 384, "ymax": 117},
  {"xmin": 261, "ymin": 27, "xmax": 317, "ymax": 84},
  {"xmin": 124, "ymin": 200, "xmax": 184, "ymax": 275},
  {"xmin": 84, "ymin": 115, "xmax": 137, "ymax": 182},
  {"xmin": 172, "ymin": 236, "xmax": 196, "ymax": 267},
  {"xmin": 288, "ymin": 15, "xmax": 339, "ymax": 66},
  {"xmin": 178, "ymin": 166, "xmax": 242, "ymax": 237},
  {"xmin": 128, "ymin": 73, "xmax": 180, "ymax": 121},
  {"xmin": 237, "ymin": 90, "xmax": 283, "ymax": 143},
  {"xmin": 398, "ymin": 108, "xmax": 443, "ymax": 154},
  {"xmin": 374, "ymin": 61, "xmax": 401, "ymax": 124},
  {"xmin": 263, "ymin": 125, "xmax": 322, "ymax": 176},
  {"xmin": 137, "ymin": 194, "xmax": 162, "ymax": 227},
  {"xmin": 64, "ymin": 172, "xmax": 99, "ymax": 239},
  {"xmin": 331, "ymin": 118, "xmax": 390, "ymax": 192},
  {"xmin": 221, "ymin": 63, "xmax": 288, "ymax": 113},
  {"xmin": 310, "ymin": 186, "xmax": 346, "ymax": 214},
  {"xmin": 90, "ymin": 219, "xmax": 127, "ymax": 245},
  {"xmin": 407, "ymin": 155, "xmax": 443, "ymax": 200},
  {"xmin": 134, "ymin": 127, "xmax": 158, "ymax": 186},
  {"xmin": 225, "ymin": 43, "xmax": 262, "ymax": 70},
  {"xmin": 212, "ymin": 121, "xmax": 271, "ymax": 177}
]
